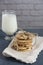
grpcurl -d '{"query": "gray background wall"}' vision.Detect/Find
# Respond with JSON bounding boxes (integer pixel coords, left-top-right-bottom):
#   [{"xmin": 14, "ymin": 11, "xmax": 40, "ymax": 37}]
[{"xmin": 0, "ymin": 0, "xmax": 43, "ymax": 29}]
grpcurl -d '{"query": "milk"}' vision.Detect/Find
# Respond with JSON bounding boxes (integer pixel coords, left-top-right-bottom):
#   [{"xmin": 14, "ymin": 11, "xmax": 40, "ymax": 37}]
[{"xmin": 2, "ymin": 13, "xmax": 17, "ymax": 35}]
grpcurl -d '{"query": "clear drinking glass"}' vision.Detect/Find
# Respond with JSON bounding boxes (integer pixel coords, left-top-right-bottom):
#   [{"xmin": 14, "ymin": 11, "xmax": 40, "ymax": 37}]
[{"xmin": 2, "ymin": 10, "xmax": 18, "ymax": 40}]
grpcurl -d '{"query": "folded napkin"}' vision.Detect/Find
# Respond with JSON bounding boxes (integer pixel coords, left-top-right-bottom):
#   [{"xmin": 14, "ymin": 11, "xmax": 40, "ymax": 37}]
[{"xmin": 2, "ymin": 36, "xmax": 43, "ymax": 64}]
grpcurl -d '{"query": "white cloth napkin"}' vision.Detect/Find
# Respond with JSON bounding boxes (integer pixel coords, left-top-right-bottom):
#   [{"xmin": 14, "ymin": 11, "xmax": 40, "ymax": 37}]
[{"xmin": 2, "ymin": 36, "xmax": 43, "ymax": 64}]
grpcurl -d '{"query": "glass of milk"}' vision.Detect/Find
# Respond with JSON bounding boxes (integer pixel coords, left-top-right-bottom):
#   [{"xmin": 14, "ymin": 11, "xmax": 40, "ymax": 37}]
[{"xmin": 2, "ymin": 10, "xmax": 18, "ymax": 40}]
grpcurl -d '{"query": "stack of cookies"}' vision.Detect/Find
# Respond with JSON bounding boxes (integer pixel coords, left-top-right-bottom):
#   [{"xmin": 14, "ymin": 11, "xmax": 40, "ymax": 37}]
[{"xmin": 12, "ymin": 31, "xmax": 36, "ymax": 51}]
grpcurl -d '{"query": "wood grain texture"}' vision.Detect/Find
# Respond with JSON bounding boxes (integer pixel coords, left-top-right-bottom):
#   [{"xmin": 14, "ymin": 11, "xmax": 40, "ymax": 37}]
[{"xmin": 0, "ymin": 0, "xmax": 43, "ymax": 29}]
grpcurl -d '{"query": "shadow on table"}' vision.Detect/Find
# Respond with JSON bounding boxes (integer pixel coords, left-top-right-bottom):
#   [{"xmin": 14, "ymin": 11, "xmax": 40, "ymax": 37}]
[{"xmin": 4, "ymin": 57, "xmax": 31, "ymax": 65}]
